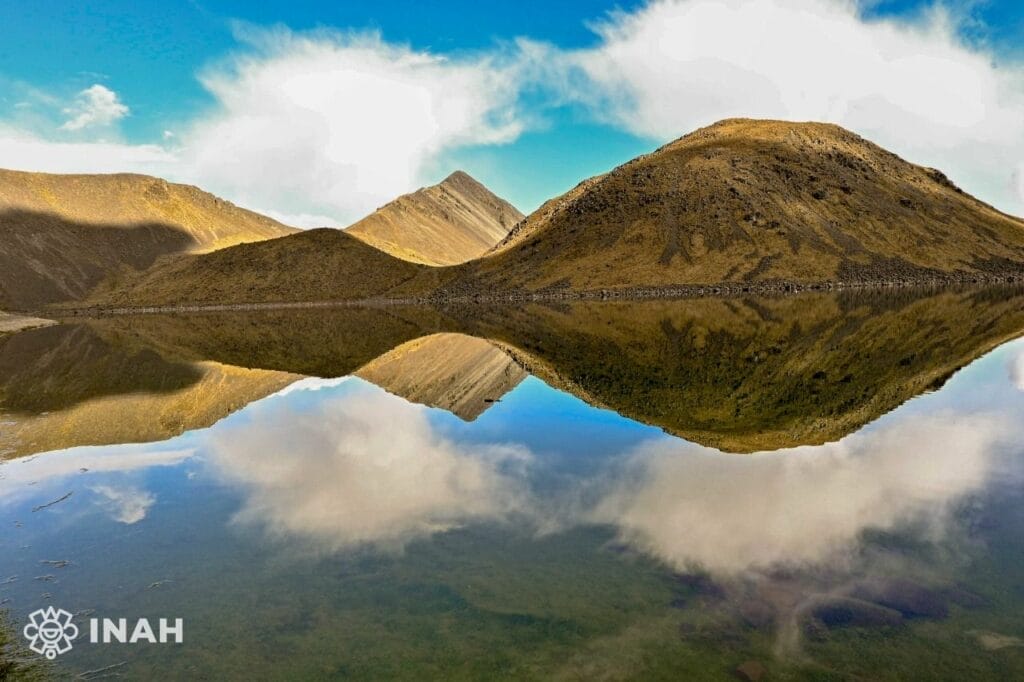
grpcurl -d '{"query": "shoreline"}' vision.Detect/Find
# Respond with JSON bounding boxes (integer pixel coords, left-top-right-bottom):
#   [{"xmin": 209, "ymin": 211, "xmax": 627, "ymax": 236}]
[{"xmin": 43, "ymin": 271, "xmax": 1024, "ymax": 317}]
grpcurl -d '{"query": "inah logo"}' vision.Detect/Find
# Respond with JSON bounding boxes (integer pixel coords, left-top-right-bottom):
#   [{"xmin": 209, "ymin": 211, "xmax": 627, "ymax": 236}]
[{"xmin": 23, "ymin": 607, "xmax": 79, "ymax": 659}]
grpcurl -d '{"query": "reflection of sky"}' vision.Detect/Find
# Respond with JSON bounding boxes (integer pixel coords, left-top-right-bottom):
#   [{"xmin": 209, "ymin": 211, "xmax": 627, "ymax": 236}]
[{"xmin": 1, "ymin": 338, "xmax": 1023, "ymax": 598}]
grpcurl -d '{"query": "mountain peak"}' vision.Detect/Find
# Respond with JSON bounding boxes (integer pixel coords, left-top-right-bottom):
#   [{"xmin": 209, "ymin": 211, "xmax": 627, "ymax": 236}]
[
  {"xmin": 346, "ymin": 171, "xmax": 523, "ymax": 265},
  {"xmin": 441, "ymin": 169, "xmax": 476, "ymax": 185}
]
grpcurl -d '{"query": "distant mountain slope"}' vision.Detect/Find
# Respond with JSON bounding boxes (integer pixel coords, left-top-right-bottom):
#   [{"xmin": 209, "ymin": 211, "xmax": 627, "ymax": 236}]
[
  {"xmin": 450, "ymin": 119, "xmax": 1024, "ymax": 293},
  {"xmin": 0, "ymin": 169, "xmax": 296, "ymax": 310},
  {"xmin": 86, "ymin": 228, "xmax": 447, "ymax": 308},
  {"xmin": 346, "ymin": 171, "xmax": 523, "ymax": 265}
]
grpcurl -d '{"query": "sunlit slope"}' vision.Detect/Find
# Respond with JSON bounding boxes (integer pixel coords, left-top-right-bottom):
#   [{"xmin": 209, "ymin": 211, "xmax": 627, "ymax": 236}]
[
  {"xmin": 447, "ymin": 119, "xmax": 1024, "ymax": 294},
  {"xmin": 347, "ymin": 171, "xmax": 522, "ymax": 265},
  {"xmin": 0, "ymin": 169, "xmax": 296, "ymax": 309},
  {"xmin": 355, "ymin": 333, "xmax": 526, "ymax": 419}
]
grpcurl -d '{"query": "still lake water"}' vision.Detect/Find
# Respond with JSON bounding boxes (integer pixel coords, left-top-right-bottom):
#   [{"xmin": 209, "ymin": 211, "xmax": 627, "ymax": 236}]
[{"xmin": 1, "ymin": 287, "xmax": 1024, "ymax": 679}]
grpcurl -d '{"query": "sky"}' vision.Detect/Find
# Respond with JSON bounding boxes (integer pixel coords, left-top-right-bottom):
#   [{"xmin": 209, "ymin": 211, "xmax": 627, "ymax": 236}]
[{"xmin": 1, "ymin": 0, "xmax": 1023, "ymax": 227}]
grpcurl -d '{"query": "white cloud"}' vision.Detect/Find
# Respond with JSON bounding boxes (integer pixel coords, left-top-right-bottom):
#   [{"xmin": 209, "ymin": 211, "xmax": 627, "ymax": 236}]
[
  {"xmin": 178, "ymin": 27, "xmax": 523, "ymax": 224},
  {"xmin": 593, "ymin": 412, "xmax": 1008, "ymax": 574},
  {"xmin": 60, "ymin": 84, "xmax": 130, "ymax": 131},
  {"xmin": 560, "ymin": 0, "xmax": 1024, "ymax": 215},
  {"xmin": 2, "ymin": 3, "xmax": 1023, "ymax": 223},
  {"xmin": 209, "ymin": 385, "xmax": 531, "ymax": 551},
  {"xmin": 0, "ymin": 28, "xmax": 524, "ymax": 226},
  {"xmin": 0, "ymin": 446, "xmax": 194, "ymax": 511},
  {"xmin": 1015, "ymin": 162, "xmax": 1024, "ymax": 206},
  {"xmin": 1009, "ymin": 347, "xmax": 1024, "ymax": 391},
  {"xmin": 91, "ymin": 484, "xmax": 156, "ymax": 524},
  {"xmin": 270, "ymin": 375, "xmax": 350, "ymax": 397},
  {"xmin": 0, "ymin": 126, "xmax": 176, "ymax": 174}
]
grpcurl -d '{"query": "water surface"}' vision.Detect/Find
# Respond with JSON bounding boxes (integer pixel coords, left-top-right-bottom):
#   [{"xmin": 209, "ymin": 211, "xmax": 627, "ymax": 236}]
[{"xmin": 2, "ymin": 287, "xmax": 1024, "ymax": 679}]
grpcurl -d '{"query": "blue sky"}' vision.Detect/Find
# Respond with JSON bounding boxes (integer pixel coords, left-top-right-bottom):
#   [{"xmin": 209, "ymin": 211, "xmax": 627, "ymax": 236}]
[{"xmin": 1, "ymin": 0, "xmax": 1022, "ymax": 225}]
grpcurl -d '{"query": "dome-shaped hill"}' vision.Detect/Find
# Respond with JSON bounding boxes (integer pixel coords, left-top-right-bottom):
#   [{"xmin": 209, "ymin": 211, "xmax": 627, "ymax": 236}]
[{"xmin": 453, "ymin": 119, "xmax": 1024, "ymax": 293}]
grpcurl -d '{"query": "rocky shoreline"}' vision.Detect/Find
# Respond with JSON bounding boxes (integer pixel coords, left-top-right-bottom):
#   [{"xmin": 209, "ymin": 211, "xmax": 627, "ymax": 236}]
[{"xmin": 47, "ymin": 270, "xmax": 1024, "ymax": 317}]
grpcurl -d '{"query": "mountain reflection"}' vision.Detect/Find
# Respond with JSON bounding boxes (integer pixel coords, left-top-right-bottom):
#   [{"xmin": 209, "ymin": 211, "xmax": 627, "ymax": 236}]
[{"xmin": 3, "ymin": 285, "xmax": 1024, "ymax": 459}]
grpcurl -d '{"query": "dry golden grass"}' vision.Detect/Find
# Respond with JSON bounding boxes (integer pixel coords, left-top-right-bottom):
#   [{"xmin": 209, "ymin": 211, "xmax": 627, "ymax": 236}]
[
  {"xmin": 347, "ymin": 170, "xmax": 522, "ymax": 265},
  {"xmin": 86, "ymin": 228, "xmax": 454, "ymax": 308},
  {"xmin": 451, "ymin": 119, "xmax": 1024, "ymax": 293},
  {"xmin": 0, "ymin": 169, "xmax": 296, "ymax": 309},
  {"xmin": 79, "ymin": 119, "xmax": 1024, "ymax": 309}
]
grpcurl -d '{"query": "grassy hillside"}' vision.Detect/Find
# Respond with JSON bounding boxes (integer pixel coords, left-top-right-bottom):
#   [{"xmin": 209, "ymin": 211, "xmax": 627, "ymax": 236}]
[
  {"xmin": 346, "ymin": 171, "xmax": 522, "ymax": 265},
  {"xmin": 86, "ymin": 228, "xmax": 452, "ymax": 308},
  {"xmin": 447, "ymin": 119, "xmax": 1024, "ymax": 294},
  {"xmin": 0, "ymin": 169, "xmax": 296, "ymax": 309},
  {"xmin": 75, "ymin": 119, "xmax": 1024, "ymax": 309}
]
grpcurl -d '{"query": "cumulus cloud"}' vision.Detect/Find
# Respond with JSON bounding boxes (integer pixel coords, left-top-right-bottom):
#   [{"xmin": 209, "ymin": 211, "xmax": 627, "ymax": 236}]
[
  {"xmin": 0, "ymin": 27, "xmax": 524, "ymax": 226},
  {"xmin": 91, "ymin": 484, "xmax": 156, "ymax": 524},
  {"xmin": 178, "ymin": 27, "xmax": 523, "ymax": 225},
  {"xmin": 2, "ymin": 2, "xmax": 1023, "ymax": 222},
  {"xmin": 559, "ymin": 0, "xmax": 1024, "ymax": 215},
  {"xmin": 208, "ymin": 385, "xmax": 531, "ymax": 551},
  {"xmin": 592, "ymin": 412, "xmax": 1009, "ymax": 574},
  {"xmin": 60, "ymin": 84, "xmax": 130, "ymax": 131},
  {"xmin": 0, "ymin": 446, "xmax": 194, "ymax": 499}
]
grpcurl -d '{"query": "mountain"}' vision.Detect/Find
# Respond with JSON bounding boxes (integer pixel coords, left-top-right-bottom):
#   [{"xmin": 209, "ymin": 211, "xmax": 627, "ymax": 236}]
[
  {"xmin": 447, "ymin": 119, "xmax": 1024, "ymax": 294},
  {"xmin": 0, "ymin": 169, "xmax": 297, "ymax": 310},
  {"xmin": 80, "ymin": 119, "xmax": 1024, "ymax": 310},
  {"xmin": 86, "ymin": 228, "xmax": 447, "ymax": 308},
  {"xmin": 53, "ymin": 285, "xmax": 1024, "ymax": 454},
  {"xmin": 345, "ymin": 171, "xmax": 523, "ymax": 265}
]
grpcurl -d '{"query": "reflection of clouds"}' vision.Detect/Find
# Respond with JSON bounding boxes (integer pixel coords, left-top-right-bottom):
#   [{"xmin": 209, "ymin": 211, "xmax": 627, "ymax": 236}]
[
  {"xmin": 209, "ymin": 387, "xmax": 531, "ymax": 551},
  {"xmin": 91, "ymin": 485, "xmax": 155, "ymax": 524},
  {"xmin": 271, "ymin": 376, "xmax": 350, "ymax": 397},
  {"xmin": 0, "ymin": 446, "xmax": 194, "ymax": 503},
  {"xmin": 1010, "ymin": 348, "xmax": 1024, "ymax": 391},
  {"xmin": 593, "ymin": 413, "xmax": 1008, "ymax": 574}
]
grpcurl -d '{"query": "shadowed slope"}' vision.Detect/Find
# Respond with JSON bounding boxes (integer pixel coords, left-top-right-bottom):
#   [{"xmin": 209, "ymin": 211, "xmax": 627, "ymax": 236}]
[
  {"xmin": 0, "ymin": 169, "xmax": 296, "ymax": 309},
  {"xmin": 346, "ymin": 171, "xmax": 523, "ymax": 265},
  {"xmin": 0, "ymin": 323, "xmax": 298, "ymax": 458},
  {"xmin": 86, "ymin": 229, "xmax": 451, "ymax": 308}
]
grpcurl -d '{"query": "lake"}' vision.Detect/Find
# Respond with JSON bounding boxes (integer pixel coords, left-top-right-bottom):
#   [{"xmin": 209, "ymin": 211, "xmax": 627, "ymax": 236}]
[{"xmin": 2, "ymin": 286, "xmax": 1024, "ymax": 679}]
